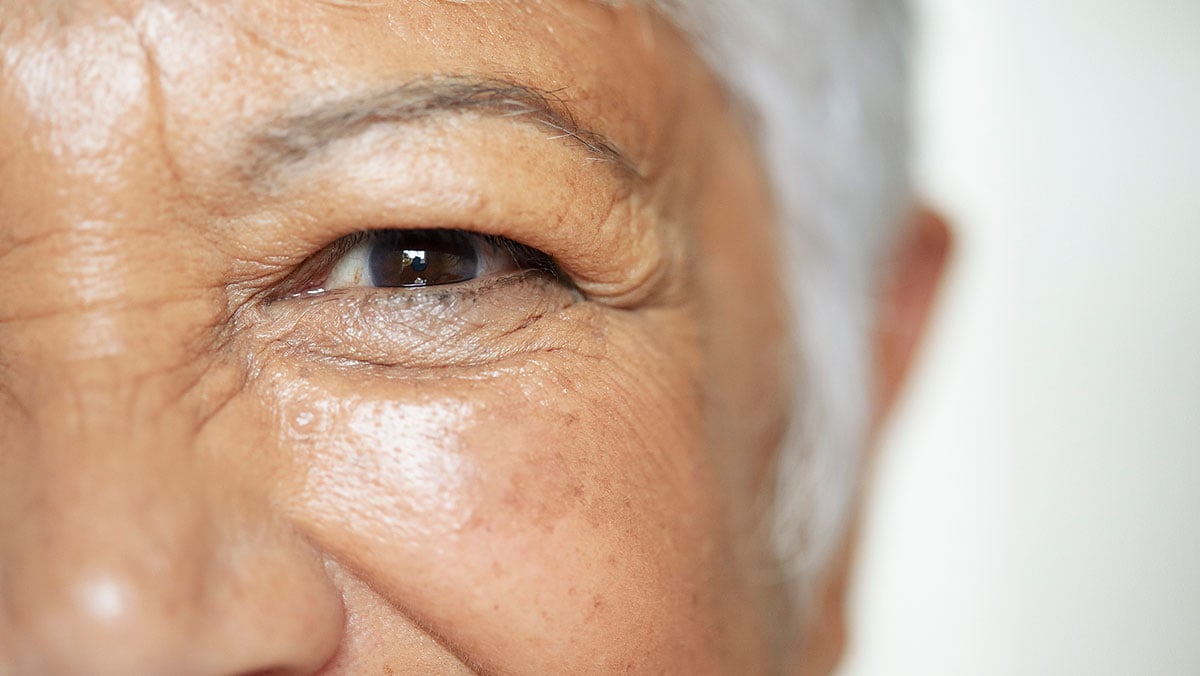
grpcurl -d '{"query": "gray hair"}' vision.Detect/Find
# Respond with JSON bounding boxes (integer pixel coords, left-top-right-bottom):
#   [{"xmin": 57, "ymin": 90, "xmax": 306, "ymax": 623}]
[{"xmin": 655, "ymin": 0, "xmax": 913, "ymax": 616}]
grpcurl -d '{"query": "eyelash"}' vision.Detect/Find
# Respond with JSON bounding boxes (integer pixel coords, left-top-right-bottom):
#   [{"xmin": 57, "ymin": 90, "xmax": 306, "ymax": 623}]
[{"xmin": 275, "ymin": 229, "xmax": 569, "ymax": 299}]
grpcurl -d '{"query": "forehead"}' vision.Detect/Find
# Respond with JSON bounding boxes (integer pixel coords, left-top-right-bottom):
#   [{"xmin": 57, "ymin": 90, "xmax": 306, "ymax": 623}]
[{"xmin": 0, "ymin": 0, "xmax": 687, "ymax": 165}]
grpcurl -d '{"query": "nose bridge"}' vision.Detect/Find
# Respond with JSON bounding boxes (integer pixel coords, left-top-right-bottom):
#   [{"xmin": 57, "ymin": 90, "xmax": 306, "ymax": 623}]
[
  {"xmin": 1, "ymin": 363, "xmax": 214, "ymax": 646},
  {"xmin": 0, "ymin": 6, "xmax": 222, "ymax": 662},
  {"xmin": 26, "ymin": 354, "xmax": 211, "ymax": 486},
  {"xmin": 0, "ymin": 10, "xmax": 347, "ymax": 673},
  {"xmin": 26, "ymin": 358, "xmax": 210, "ymax": 517}
]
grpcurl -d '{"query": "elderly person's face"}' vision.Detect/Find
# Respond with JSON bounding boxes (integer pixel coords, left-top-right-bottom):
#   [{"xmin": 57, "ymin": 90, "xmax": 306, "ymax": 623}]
[{"xmin": 0, "ymin": 1, "xmax": 944, "ymax": 674}]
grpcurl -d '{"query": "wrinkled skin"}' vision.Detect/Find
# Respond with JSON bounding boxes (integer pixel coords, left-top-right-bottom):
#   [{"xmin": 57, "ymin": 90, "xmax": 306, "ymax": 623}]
[{"xmin": 0, "ymin": 1, "xmax": 947, "ymax": 674}]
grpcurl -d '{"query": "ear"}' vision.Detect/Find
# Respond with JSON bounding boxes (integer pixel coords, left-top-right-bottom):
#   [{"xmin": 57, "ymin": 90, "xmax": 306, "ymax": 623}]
[
  {"xmin": 790, "ymin": 207, "xmax": 952, "ymax": 675},
  {"xmin": 874, "ymin": 207, "xmax": 953, "ymax": 417}
]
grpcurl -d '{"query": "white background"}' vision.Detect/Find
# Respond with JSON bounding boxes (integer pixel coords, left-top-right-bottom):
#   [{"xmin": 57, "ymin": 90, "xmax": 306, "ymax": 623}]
[{"xmin": 837, "ymin": 1, "xmax": 1200, "ymax": 674}]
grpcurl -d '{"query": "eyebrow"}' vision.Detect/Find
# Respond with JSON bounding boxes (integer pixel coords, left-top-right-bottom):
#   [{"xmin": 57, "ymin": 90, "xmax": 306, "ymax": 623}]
[{"xmin": 246, "ymin": 76, "xmax": 641, "ymax": 180}]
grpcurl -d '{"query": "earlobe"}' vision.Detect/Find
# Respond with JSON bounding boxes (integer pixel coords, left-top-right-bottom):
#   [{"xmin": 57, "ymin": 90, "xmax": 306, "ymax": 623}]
[
  {"xmin": 874, "ymin": 207, "xmax": 953, "ymax": 418},
  {"xmin": 789, "ymin": 521, "xmax": 859, "ymax": 675}
]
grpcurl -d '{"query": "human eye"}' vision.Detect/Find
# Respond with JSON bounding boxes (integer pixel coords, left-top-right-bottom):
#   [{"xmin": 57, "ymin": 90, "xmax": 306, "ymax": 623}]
[
  {"xmin": 258, "ymin": 228, "xmax": 583, "ymax": 370},
  {"xmin": 279, "ymin": 228, "xmax": 565, "ymax": 297}
]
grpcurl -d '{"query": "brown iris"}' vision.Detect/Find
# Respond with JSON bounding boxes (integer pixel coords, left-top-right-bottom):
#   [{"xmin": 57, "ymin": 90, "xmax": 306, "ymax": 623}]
[{"xmin": 366, "ymin": 230, "xmax": 479, "ymax": 287}]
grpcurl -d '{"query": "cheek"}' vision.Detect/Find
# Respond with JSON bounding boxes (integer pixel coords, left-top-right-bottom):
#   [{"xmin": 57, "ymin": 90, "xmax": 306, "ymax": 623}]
[
  {"xmin": 252, "ymin": 327, "xmax": 755, "ymax": 672},
  {"xmin": 292, "ymin": 396, "xmax": 479, "ymax": 538}
]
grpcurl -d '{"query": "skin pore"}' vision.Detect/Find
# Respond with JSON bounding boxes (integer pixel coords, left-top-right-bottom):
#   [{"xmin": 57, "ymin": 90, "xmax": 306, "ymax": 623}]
[{"xmin": 0, "ymin": 1, "xmax": 948, "ymax": 674}]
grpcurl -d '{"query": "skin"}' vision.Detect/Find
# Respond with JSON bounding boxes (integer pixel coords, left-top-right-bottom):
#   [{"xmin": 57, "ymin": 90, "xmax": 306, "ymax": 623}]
[{"xmin": 0, "ymin": 1, "xmax": 949, "ymax": 674}]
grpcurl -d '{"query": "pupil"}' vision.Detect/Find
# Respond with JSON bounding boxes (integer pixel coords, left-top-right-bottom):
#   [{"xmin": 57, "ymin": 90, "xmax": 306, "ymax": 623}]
[{"xmin": 410, "ymin": 253, "xmax": 428, "ymax": 272}]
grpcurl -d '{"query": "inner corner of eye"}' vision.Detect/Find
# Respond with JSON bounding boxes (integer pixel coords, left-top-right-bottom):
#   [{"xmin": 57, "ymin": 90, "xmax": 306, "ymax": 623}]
[{"xmin": 324, "ymin": 237, "xmax": 372, "ymax": 289}]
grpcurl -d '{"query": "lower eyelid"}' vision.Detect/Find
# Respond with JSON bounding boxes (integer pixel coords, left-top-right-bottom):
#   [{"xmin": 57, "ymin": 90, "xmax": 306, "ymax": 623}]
[{"xmin": 258, "ymin": 271, "xmax": 581, "ymax": 368}]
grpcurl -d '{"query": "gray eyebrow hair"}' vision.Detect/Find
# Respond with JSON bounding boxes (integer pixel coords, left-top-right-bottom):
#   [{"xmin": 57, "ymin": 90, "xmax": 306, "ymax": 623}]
[{"xmin": 247, "ymin": 76, "xmax": 641, "ymax": 179}]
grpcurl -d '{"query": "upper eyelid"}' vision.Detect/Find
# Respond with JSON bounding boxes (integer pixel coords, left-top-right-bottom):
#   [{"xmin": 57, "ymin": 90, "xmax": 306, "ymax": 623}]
[{"xmin": 220, "ymin": 132, "xmax": 668, "ymax": 306}]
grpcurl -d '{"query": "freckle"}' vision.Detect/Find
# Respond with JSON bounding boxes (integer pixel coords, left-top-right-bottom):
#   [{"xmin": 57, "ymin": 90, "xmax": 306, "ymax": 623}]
[{"xmin": 492, "ymin": 560, "xmax": 505, "ymax": 577}]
